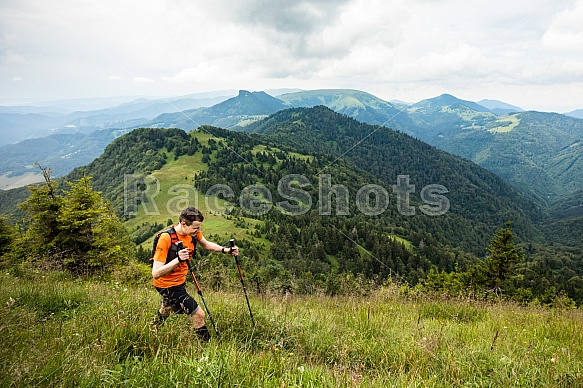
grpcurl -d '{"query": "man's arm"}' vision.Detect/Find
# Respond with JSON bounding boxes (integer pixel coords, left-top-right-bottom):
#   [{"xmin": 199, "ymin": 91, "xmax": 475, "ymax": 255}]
[
  {"xmin": 151, "ymin": 234, "xmax": 189, "ymax": 279},
  {"xmin": 198, "ymin": 235, "xmax": 239, "ymax": 255},
  {"xmin": 152, "ymin": 257, "xmax": 182, "ymax": 279}
]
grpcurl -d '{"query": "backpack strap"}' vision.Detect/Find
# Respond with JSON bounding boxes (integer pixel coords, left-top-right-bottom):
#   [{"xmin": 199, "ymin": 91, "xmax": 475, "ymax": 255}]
[
  {"xmin": 164, "ymin": 226, "xmax": 181, "ymax": 264},
  {"xmin": 150, "ymin": 226, "xmax": 198, "ymax": 265}
]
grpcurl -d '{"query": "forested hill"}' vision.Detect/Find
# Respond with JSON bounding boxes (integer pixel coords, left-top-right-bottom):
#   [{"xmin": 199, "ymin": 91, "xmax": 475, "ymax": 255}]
[
  {"xmin": 60, "ymin": 107, "xmax": 547, "ymax": 256},
  {"xmin": 4, "ymin": 111, "xmax": 578, "ymax": 300},
  {"xmin": 242, "ymin": 106, "xmax": 545, "ymax": 242}
]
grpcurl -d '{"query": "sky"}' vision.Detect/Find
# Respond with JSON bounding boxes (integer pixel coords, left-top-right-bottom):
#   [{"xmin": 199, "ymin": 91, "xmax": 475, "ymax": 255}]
[{"xmin": 1, "ymin": 0, "xmax": 583, "ymax": 113}]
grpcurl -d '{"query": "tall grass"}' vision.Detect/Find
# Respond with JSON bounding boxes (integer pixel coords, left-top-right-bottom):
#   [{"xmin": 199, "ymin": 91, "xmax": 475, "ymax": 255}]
[{"xmin": 1, "ymin": 272, "xmax": 582, "ymax": 387}]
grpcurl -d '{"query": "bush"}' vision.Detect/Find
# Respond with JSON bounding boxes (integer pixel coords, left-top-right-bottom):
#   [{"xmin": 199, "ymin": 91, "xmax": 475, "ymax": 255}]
[{"xmin": 112, "ymin": 262, "xmax": 152, "ymax": 286}]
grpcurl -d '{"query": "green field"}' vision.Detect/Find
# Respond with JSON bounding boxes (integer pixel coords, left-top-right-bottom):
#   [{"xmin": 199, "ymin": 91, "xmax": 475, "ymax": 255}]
[{"xmin": 1, "ymin": 272, "xmax": 581, "ymax": 387}]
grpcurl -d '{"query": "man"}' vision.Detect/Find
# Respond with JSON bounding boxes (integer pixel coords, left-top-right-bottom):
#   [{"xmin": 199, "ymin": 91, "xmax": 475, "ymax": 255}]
[{"xmin": 151, "ymin": 207, "xmax": 238, "ymax": 341}]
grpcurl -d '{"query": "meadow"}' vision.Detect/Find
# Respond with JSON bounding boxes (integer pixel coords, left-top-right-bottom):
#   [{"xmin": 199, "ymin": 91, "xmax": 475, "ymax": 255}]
[{"xmin": 1, "ymin": 270, "xmax": 582, "ymax": 387}]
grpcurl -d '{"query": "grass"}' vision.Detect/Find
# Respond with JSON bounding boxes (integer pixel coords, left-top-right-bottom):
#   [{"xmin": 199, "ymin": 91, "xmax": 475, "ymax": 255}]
[
  {"xmin": 388, "ymin": 234, "xmax": 412, "ymax": 251},
  {"xmin": 488, "ymin": 115, "xmax": 521, "ymax": 133},
  {"xmin": 2, "ymin": 272, "xmax": 582, "ymax": 387},
  {"xmin": 5, "ymin": 153, "xmax": 577, "ymax": 387}
]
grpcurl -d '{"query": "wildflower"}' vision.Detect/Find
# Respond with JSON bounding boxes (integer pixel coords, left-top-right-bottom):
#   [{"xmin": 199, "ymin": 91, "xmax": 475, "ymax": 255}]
[
  {"xmin": 298, "ymin": 366, "xmax": 305, "ymax": 373},
  {"xmin": 551, "ymin": 357, "xmax": 556, "ymax": 363}
]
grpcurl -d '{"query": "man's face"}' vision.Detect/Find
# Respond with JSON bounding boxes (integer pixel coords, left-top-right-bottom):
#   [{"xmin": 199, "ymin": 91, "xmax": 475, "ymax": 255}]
[{"xmin": 183, "ymin": 221, "xmax": 202, "ymax": 235}]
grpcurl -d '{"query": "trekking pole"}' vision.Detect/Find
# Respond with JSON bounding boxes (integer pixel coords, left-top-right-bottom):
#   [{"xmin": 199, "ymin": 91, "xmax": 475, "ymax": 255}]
[
  {"xmin": 230, "ymin": 239, "xmax": 255, "ymax": 326},
  {"xmin": 180, "ymin": 243, "xmax": 219, "ymax": 336}
]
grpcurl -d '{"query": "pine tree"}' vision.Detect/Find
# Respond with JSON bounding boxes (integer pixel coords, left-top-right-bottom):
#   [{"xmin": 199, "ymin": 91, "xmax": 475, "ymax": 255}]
[
  {"xmin": 19, "ymin": 167, "xmax": 133, "ymax": 275},
  {"xmin": 0, "ymin": 217, "xmax": 14, "ymax": 255},
  {"xmin": 483, "ymin": 221, "xmax": 524, "ymax": 295},
  {"xmin": 18, "ymin": 164, "xmax": 64, "ymax": 260}
]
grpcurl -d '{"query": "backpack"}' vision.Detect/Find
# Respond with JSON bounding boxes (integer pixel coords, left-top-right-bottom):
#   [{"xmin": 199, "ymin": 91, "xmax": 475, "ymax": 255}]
[{"xmin": 149, "ymin": 226, "xmax": 196, "ymax": 267}]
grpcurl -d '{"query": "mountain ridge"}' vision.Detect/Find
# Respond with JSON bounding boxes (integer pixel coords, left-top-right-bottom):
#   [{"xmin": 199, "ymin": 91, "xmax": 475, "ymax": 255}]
[{"xmin": 1, "ymin": 89, "xmax": 581, "ymax": 210}]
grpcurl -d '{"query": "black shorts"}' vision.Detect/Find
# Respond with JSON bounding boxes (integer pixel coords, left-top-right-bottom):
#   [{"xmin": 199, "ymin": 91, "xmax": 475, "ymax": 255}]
[{"xmin": 155, "ymin": 283, "xmax": 200, "ymax": 316}]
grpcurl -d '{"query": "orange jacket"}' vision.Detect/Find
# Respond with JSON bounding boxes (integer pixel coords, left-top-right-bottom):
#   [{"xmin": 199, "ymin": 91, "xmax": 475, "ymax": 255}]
[{"xmin": 152, "ymin": 227, "xmax": 203, "ymax": 289}]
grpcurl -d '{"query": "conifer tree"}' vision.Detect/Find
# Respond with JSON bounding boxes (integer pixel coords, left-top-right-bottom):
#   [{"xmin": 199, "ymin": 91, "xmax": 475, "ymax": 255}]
[
  {"xmin": 0, "ymin": 217, "xmax": 14, "ymax": 255},
  {"xmin": 18, "ymin": 164, "xmax": 64, "ymax": 259},
  {"xmin": 483, "ymin": 221, "xmax": 524, "ymax": 295},
  {"xmin": 19, "ymin": 166, "xmax": 133, "ymax": 275}
]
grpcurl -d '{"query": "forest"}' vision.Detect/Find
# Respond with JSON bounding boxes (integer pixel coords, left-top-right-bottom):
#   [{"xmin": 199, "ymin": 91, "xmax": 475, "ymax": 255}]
[{"xmin": 0, "ymin": 107, "xmax": 582, "ymax": 306}]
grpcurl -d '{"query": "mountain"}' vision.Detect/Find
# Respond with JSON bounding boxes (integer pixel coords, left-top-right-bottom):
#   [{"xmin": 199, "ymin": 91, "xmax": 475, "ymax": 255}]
[
  {"xmin": 277, "ymin": 89, "xmax": 415, "ymax": 129},
  {"xmin": 2, "ymin": 88, "xmax": 582, "ymax": 207},
  {"xmin": 399, "ymin": 97, "xmax": 583, "ymax": 202},
  {"xmin": 242, "ymin": 106, "xmax": 544, "ymax": 251},
  {"xmin": 0, "ymin": 92, "xmax": 234, "ymax": 186},
  {"xmin": 0, "ymin": 128, "xmax": 131, "ymax": 188},
  {"xmin": 2, "ymin": 111, "xmax": 581, "ymax": 302},
  {"xmin": 17, "ymin": 108, "xmax": 543, "ymax": 255},
  {"xmin": 0, "ymin": 112, "xmax": 68, "ymax": 146},
  {"xmin": 565, "ymin": 109, "xmax": 583, "ymax": 119},
  {"xmin": 413, "ymin": 94, "xmax": 492, "ymax": 113},
  {"xmin": 0, "ymin": 92, "xmax": 235, "ymax": 146},
  {"xmin": 477, "ymin": 99, "xmax": 524, "ymax": 115},
  {"xmin": 149, "ymin": 90, "xmax": 288, "ymax": 130}
]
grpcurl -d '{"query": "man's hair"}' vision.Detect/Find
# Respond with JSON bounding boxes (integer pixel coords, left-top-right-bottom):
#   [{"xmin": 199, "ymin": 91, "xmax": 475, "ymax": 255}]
[{"xmin": 179, "ymin": 207, "xmax": 204, "ymax": 225}]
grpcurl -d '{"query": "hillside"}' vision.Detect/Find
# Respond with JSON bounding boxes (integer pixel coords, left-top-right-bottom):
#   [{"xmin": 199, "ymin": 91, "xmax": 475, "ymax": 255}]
[
  {"xmin": 380, "ymin": 95, "xmax": 582, "ymax": 202},
  {"xmin": 62, "ymin": 112, "xmax": 540, "ymax": 274},
  {"xmin": 2, "ymin": 273, "xmax": 582, "ymax": 387},
  {"xmin": 243, "ymin": 106, "xmax": 544, "ymax": 240},
  {"xmin": 3, "ymin": 109, "xmax": 582, "ymax": 302},
  {"xmin": 0, "ymin": 128, "xmax": 131, "ymax": 186},
  {"xmin": 149, "ymin": 90, "xmax": 288, "ymax": 130},
  {"xmin": 2, "ymin": 89, "xmax": 581, "ymax": 208}
]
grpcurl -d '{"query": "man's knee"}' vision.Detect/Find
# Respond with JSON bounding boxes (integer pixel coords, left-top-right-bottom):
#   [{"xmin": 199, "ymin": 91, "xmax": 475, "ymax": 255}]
[{"xmin": 191, "ymin": 306, "xmax": 205, "ymax": 326}]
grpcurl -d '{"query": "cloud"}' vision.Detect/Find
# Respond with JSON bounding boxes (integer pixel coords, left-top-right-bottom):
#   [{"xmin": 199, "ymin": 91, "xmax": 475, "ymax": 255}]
[
  {"xmin": 133, "ymin": 77, "xmax": 154, "ymax": 84},
  {"xmin": 541, "ymin": 0, "xmax": 583, "ymax": 51},
  {"xmin": 0, "ymin": 0, "xmax": 582, "ymax": 111}
]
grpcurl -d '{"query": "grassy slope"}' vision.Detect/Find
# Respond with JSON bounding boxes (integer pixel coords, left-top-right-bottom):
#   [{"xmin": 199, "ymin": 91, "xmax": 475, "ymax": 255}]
[
  {"xmin": 1, "ymin": 272, "xmax": 582, "ymax": 387},
  {"xmin": 124, "ymin": 130, "xmax": 271, "ymax": 251}
]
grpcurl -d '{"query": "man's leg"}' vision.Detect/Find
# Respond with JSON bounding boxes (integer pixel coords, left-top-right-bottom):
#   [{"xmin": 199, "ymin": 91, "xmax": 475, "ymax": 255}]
[
  {"xmin": 191, "ymin": 307, "xmax": 210, "ymax": 341},
  {"xmin": 150, "ymin": 297, "xmax": 172, "ymax": 327}
]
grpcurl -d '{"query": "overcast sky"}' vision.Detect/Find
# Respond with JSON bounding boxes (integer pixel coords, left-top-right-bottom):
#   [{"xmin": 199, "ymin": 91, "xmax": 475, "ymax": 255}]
[{"xmin": 1, "ymin": 0, "xmax": 582, "ymax": 112}]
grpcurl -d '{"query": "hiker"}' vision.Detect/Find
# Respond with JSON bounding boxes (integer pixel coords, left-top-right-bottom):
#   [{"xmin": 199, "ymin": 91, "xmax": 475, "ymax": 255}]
[{"xmin": 150, "ymin": 207, "xmax": 238, "ymax": 341}]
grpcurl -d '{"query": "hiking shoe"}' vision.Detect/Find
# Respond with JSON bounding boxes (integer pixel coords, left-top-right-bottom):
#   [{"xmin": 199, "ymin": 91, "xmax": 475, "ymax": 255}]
[{"xmin": 149, "ymin": 312, "xmax": 169, "ymax": 327}]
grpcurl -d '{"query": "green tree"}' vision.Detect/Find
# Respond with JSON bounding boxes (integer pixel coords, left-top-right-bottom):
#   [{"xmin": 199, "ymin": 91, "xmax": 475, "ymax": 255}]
[
  {"xmin": 0, "ymin": 216, "xmax": 14, "ymax": 255},
  {"xmin": 18, "ymin": 164, "xmax": 64, "ymax": 260},
  {"xmin": 482, "ymin": 221, "xmax": 524, "ymax": 295},
  {"xmin": 19, "ymin": 168, "xmax": 133, "ymax": 275}
]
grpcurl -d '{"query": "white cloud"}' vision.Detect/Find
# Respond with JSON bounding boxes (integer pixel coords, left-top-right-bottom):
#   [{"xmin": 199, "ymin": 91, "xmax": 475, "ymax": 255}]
[
  {"xmin": 0, "ymin": 0, "xmax": 582, "ymax": 111},
  {"xmin": 133, "ymin": 77, "xmax": 155, "ymax": 84},
  {"xmin": 542, "ymin": 0, "xmax": 583, "ymax": 51}
]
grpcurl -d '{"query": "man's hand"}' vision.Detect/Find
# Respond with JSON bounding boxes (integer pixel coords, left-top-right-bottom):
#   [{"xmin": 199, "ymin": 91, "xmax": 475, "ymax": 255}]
[{"xmin": 177, "ymin": 245, "xmax": 190, "ymax": 262}]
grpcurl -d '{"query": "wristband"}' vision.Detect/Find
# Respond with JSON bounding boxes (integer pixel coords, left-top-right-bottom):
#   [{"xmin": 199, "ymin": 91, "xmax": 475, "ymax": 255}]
[{"xmin": 221, "ymin": 247, "xmax": 225, "ymax": 254}]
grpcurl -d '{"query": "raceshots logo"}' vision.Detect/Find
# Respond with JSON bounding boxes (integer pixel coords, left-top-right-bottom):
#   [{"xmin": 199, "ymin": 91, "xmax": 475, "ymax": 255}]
[{"xmin": 124, "ymin": 174, "xmax": 449, "ymax": 217}]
